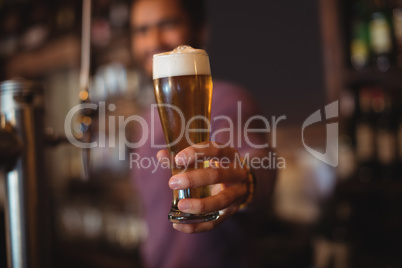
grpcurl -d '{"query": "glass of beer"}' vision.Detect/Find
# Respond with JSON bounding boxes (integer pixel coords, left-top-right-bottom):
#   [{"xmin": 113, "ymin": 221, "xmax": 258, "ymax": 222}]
[{"xmin": 153, "ymin": 45, "xmax": 219, "ymax": 224}]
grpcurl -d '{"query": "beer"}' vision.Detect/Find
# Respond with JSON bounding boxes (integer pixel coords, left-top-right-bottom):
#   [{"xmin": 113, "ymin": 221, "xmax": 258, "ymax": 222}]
[
  {"xmin": 154, "ymin": 75, "xmax": 212, "ymax": 155},
  {"xmin": 153, "ymin": 46, "xmax": 219, "ymax": 223}
]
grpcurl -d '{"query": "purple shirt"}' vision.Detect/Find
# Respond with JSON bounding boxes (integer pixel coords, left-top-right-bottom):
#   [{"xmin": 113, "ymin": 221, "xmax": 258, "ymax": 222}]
[{"xmin": 133, "ymin": 81, "xmax": 275, "ymax": 268}]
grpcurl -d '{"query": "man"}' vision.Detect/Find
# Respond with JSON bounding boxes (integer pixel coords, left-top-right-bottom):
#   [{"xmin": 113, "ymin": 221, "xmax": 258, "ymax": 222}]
[{"xmin": 130, "ymin": 0, "xmax": 276, "ymax": 267}]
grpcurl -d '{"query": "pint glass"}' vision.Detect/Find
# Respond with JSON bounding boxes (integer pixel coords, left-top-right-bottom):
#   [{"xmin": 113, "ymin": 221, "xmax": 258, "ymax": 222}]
[{"xmin": 153, "ymin": 46, "xmax": 219, "ymax": 223}]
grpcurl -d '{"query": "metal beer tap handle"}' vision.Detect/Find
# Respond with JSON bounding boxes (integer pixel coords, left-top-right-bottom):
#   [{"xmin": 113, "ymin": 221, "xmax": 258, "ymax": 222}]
[
  {"xmin": 78, "ymin": 93, "xmax": 93, "ymax": 181},
  {"xmin": 78, "ymin": 0, "xmax": 92, "ymax": 181},
  {"xmin": 0, "ymin": 78, "xmax": 49, "ymax": 268}
]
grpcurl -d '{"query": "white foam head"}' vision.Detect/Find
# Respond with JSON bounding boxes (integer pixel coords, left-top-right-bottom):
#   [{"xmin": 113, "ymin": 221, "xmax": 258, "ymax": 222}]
[{"xmin": 153, "ymin": 45, "xmax": 211, "ymax": 79}]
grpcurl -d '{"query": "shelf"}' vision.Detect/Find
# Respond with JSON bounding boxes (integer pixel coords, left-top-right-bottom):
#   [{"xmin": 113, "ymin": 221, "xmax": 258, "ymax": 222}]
[
  {"xmin": 335, "ymin": 179, "xmax": 402, "ymax": 195},
  {"xmin": 5, "ymin": 34, "xmax": 80, "ymax": 78},
  {"xmin": 344, "ymin": 67, "xmax": 402, "ymax": 88}
]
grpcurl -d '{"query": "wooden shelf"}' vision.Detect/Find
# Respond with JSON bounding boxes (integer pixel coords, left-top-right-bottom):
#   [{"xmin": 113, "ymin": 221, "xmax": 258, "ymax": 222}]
[
  {"xmin": 5, "ymin": 34, "xmax": 80, "ymax": 78},
  {"xmin": 335, "ymin": 179, "xmax": 402, "ymax": 195},
  {"xmin": 344, "ymin": 67, "xmax": 402, "ymax": 88}
]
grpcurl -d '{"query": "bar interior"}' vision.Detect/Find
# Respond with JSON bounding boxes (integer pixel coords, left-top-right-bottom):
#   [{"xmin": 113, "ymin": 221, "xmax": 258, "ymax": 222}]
[{"xmin": 0, "ymin": 0, "xmax": 401, "ymax": 267}]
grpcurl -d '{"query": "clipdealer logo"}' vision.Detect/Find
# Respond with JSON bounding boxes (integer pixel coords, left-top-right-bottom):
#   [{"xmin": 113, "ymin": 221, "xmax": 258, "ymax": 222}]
[
  {"xmin": 64, "ymin": 102, "xmax": 286, "ymax": 169},
  {"xmin": 64, "ymin": 102, "xmax": 287, "ymax": 165},
  {"xmin": 301, "ymin": 101, "xmax": 339, "ymax": 167},
  {"xmin": 63, "ymin": 101, "xmax": 339, "ymax": 169}
]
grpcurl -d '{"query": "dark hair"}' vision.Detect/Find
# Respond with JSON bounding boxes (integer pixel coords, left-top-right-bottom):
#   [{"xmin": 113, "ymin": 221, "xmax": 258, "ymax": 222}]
[
  {"xmin": 132, "ymin": 0, "xmax": 207, "ymax": 31},
  {"xmin": 180, "ymin": 0, "xmax": 206, "ymax": 32}
]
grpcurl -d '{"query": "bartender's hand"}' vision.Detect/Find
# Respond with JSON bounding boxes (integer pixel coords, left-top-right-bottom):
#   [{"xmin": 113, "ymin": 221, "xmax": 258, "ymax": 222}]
[{"xmin": 157, "ymin": 141, "xmax": 250, "ymax": 233}]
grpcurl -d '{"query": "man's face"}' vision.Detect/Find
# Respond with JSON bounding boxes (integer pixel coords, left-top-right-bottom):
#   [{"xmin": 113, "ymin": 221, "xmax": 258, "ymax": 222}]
[{"xmin": 130, "ymin": 0, "xmax": 193, "ymax": 77}]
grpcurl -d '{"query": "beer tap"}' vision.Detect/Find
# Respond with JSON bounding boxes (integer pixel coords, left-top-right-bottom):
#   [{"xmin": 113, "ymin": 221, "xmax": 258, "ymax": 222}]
[
  {"xmin": 0, "ymin": 2, "xmax": 93, "ymax": 267},
  {"xmin": 0, "ymin": 79, "xmax": 49, "ymax": 268},
  {"xmin": 78, "ymin": 0, "xmax": 92, "ymax": 181}
]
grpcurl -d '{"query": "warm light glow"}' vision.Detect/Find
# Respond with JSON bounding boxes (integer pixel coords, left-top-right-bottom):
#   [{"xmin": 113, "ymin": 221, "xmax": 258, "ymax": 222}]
[{"xmin": 79, "ymin": 90, "xmax": 89, "ymax": 101}]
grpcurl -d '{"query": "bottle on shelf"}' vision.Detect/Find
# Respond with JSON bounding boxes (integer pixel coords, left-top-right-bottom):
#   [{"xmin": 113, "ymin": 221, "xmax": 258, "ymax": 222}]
[
  {"xmin": 350, "ymin": 0, "xmax": 371, "ymax": 70},
  {"xmin": 338, "ymin": 89, "xmax": 357, "ymax": 180},
  {"xmin": 392, "ymin": 0, "xmax": 402, "ymax": 68},
  {"xmin": 396, "ymin": 90, "xmax": 402, "ymax": 178},
  {"xmin": 54, "ymin": 2, "xmax": 77, "ymax": 36},
  {"xmin": 355, "ymin": 87, "xmax": 377, "ymax": 182},
  {"xmin": 372, "ymin": 88, "xmax": 397, "ymax": 181},
  {"xmin": 369, "ymin": 0, "xmax": 394, "ymax": 71}
]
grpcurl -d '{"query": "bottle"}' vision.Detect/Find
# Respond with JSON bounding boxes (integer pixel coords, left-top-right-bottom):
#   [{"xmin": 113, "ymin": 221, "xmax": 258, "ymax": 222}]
[
  {"xmin": 355, "ymin": 87, "xmax": 376, "ymax": 182},
  {"xmin": 369, "ymin": 0, "xmax": 394, "ymax": 71},
  {"xmin": 392, "ymin": 0, "xmax": 402, "ymax": 68},
  {"xmin": 373, "ymin": 89, "xmax": 397, "ymax": 181},
  {"xmin": 351, "ymin": 0, "xmax": 370, "ymax": 70},
  {"xmin": 396, "ymin": 90, "xmax": 402, "ymax": 178},
  {"xmin": 55, "ymin": 2, "xmax": 77, "ymax": 34},
  {"xmin": 338, "ymin": 89, "xmax": 357, "ymax": 180}
]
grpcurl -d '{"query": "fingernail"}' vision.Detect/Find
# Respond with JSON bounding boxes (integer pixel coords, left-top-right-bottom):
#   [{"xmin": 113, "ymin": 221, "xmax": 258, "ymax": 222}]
[
  {"xmin": 169, "ymin": 177, "xmax": 180, "ymax": 189},
  {"xmin": 172, "ymin": 223, "xmax": 182, "ymax": 231},
  {"xmin": 178, "ymin": 200, "xmax": 191, "ymax": 211},
  {"xmin": 175, "ymin": 154, "xmax": 185, "ymax": 166}
]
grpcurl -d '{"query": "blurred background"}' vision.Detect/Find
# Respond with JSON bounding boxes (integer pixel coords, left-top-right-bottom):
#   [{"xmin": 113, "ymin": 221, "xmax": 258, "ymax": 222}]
[{"xmin": 0, "ymin": 0, "xmax": 402, "ymax": 267}]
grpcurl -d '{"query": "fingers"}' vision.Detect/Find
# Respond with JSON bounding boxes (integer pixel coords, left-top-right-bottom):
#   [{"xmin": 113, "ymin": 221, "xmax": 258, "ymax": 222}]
[
  {"xmin": 172, "ymin": 205, "xmax": 239, "ymax": 233},
  {"xmin": 156, "ymin": 149, "xmax": 169, "ymax": 160},
  {"xmin": 158, "ymin": 145, "xmax": 248, "ymax": 234},
  {"xmin": 175, "ymin": 142, "xmax": 237, "ymax": 166},
  {"xmin": 168, "ymin": 163, "xmax": 247, "ymax": 190},
  {"xmin": 177, "ymin": 183, "xmax": 247, "ymax": 214}
]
